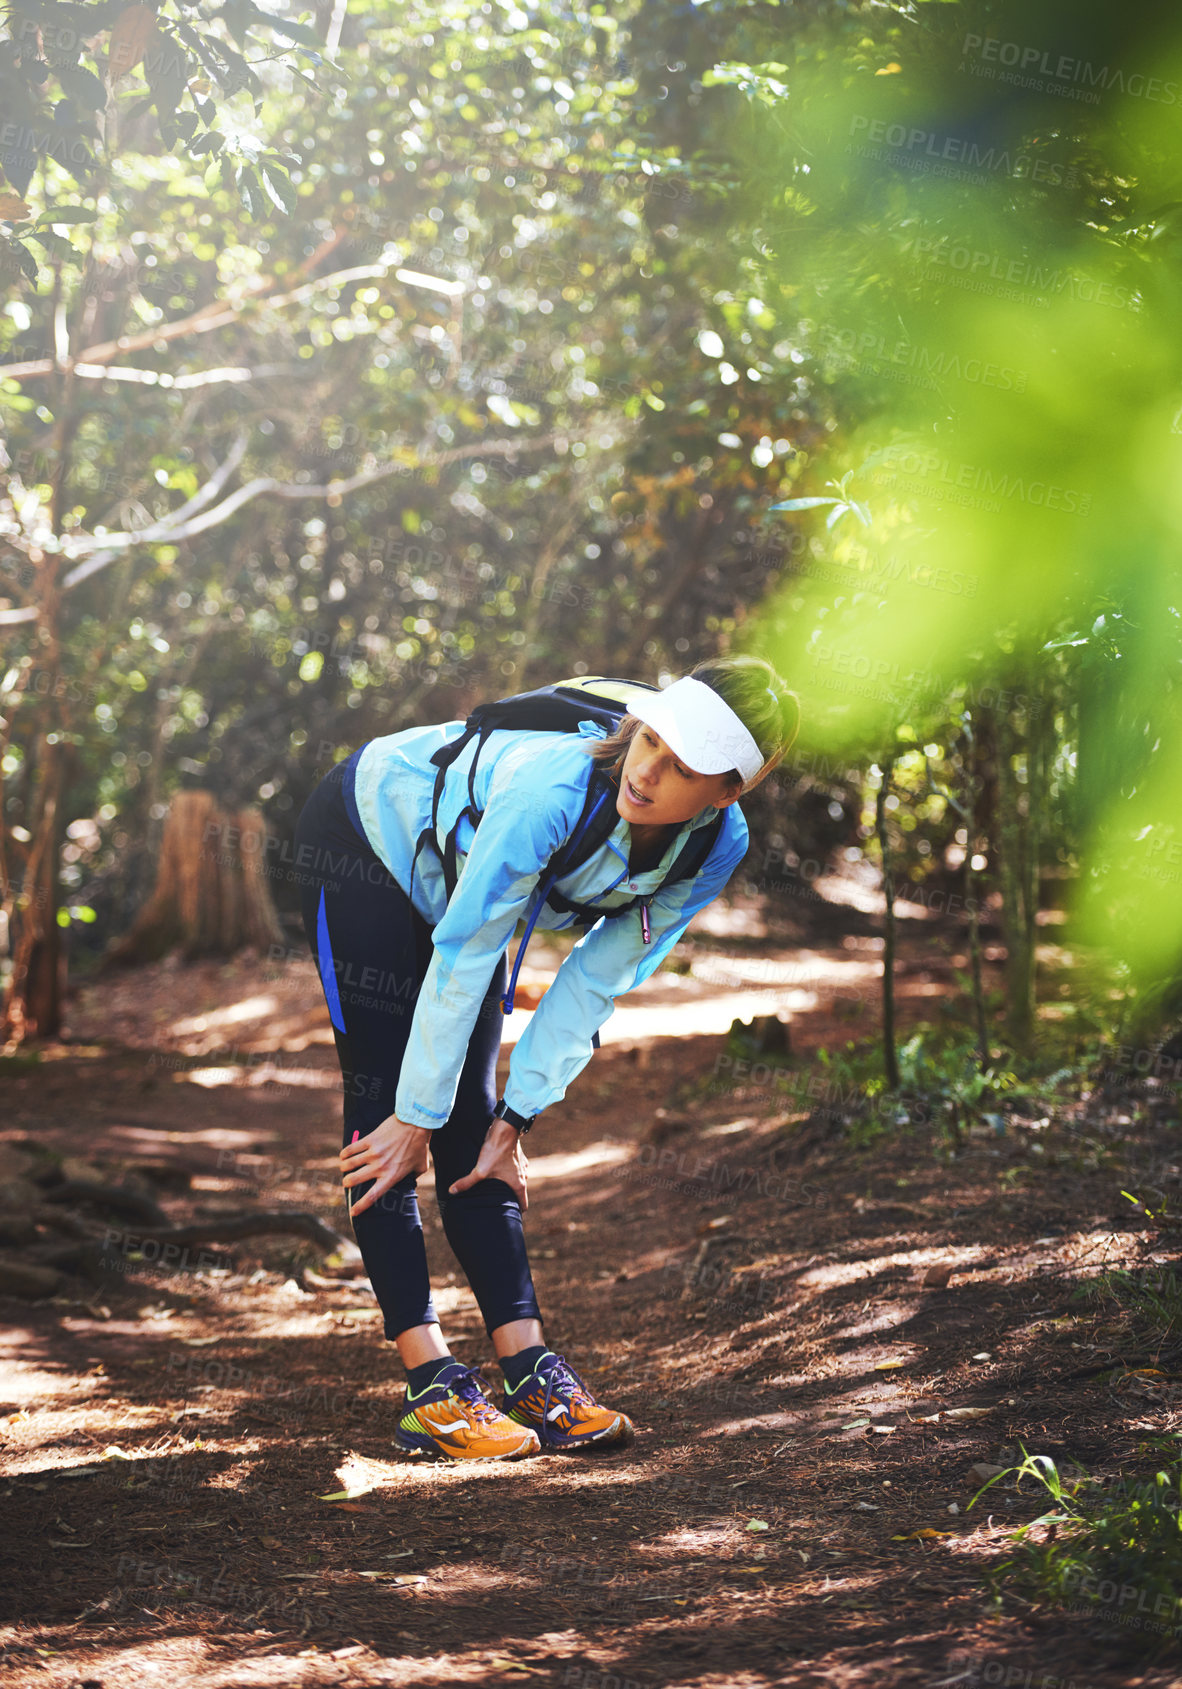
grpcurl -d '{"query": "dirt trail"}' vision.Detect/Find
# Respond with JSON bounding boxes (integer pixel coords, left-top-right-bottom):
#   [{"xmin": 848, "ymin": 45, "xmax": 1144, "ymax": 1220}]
[{"xmin": 0, "ymin": 890, "xmax": 1178, "ymax": 1688}]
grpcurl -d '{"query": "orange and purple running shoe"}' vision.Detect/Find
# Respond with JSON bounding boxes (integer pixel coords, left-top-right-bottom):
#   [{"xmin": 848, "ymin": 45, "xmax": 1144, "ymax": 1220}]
[
  {"xmin": 394, "ymin": 1366, "xmax": 540, "ymax": 1461},
  {"xmin": 502, "ymin": 1352, "xmax": 634, "ymax": 1451}
]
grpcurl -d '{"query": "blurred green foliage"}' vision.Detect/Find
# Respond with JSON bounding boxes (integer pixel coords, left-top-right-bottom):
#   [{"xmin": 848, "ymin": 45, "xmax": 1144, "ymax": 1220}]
[{"xmin": 710, "ymin": 0, "xmax": 1182, "ymax": 1000}]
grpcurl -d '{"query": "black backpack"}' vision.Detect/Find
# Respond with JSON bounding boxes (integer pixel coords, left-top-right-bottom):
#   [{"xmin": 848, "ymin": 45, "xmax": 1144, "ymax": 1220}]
[{"xmin": 410, "ymin": 676, "xmax": 727, "ymax": 1021}]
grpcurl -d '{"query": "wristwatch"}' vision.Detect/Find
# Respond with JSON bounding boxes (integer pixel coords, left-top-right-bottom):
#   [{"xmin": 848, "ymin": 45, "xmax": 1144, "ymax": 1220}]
[{"xmin": 493, "ymin": 1097, "xmax": 536, "ymax": 1136}]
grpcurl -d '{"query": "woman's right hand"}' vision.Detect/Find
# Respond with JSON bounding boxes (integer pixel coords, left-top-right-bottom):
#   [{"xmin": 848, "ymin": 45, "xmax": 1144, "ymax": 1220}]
[{"xmin": 339, "ymin": 1115, "xmax": 432, "ymax": 1218}]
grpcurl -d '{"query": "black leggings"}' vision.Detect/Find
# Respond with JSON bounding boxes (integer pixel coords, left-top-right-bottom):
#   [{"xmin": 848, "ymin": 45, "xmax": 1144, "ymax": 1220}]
[{"xmin": 294, "ymin": 754, "xmax": 541, "ymax": 1341}]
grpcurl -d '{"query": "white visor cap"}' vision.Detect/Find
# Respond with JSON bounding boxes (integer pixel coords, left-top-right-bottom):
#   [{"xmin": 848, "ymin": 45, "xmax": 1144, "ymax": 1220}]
[{"xmin": 627, "ymin": 676, "xmax": 765, "ymax": 786}]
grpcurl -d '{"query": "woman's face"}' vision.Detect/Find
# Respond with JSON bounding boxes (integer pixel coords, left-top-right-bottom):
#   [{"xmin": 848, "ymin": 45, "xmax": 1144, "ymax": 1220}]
[{"xmin": 616, "ymin": 725, "xmax": 742, "ymax": 829}]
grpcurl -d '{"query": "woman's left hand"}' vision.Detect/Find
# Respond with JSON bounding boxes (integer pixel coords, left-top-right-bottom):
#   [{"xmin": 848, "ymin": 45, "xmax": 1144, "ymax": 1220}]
[{"xmin": 448, "ymin": 1117, "xmax": 529, "ymax": 1210}]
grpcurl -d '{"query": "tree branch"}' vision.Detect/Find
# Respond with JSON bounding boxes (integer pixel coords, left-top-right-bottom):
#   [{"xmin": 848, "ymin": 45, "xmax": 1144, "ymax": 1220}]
[
  {"xmin": 0, "ymin": 432, "xmax": 557, "ymax": 620},
  {"xmin": 0, "ymin": 256, "xmax": 451, "ymax": 382}
]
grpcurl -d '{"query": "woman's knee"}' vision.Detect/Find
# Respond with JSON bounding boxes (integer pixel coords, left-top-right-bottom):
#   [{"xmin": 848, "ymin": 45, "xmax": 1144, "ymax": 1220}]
[{"xmin": 436, "ymin": 1178, "xmax": 521, "ymax": 1219}]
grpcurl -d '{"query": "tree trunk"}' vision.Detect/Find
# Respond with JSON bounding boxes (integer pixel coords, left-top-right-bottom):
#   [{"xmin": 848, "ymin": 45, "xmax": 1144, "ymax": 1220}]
[
  {"xmin": 876, "ymin": 756, "xmax": 900, "ymax": 1090},
  {"xmin": 994, "ymin": 684, "xmax": 1046, "ymax": 1055},
  {"xmin": 107, "ymin": 792, "xmax": 284, "ymax": 966}
]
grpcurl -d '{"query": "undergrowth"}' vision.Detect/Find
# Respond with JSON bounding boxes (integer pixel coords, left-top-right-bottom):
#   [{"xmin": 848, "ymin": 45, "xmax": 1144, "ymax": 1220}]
[
  {"xmin": 972, "ymin": 1447, "xmax": 1182, "ymax": 1652},
  {"xmin": 1073, "ymin": 1266, "xmax": 1182, "ymax": 1363}
]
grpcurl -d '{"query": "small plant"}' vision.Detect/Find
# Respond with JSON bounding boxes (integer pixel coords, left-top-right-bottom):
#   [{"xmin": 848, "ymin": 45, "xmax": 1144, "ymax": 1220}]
[
  {"xmin": 970, "ymin": 1445, "xmax": 1182, "ymax": 1648},
  {"xmin": 1073, "ymin": 1265, "xmax": 1182, "ymax": 1360}
]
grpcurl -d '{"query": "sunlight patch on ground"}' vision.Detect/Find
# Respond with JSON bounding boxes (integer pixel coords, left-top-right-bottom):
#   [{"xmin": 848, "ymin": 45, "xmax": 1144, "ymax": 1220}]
[
  {"xmin": 105, "ymin": 1123, "xmax": 269, "ymax": 1151},
  {"xmin": 834, "ymin": 1301, "xmax": 917, "ymax": 1341},
  {"xmin": 177, "ymin": 1064, "xmax": 338, "ymax": 1091},
  {"xmin": 807, "ymin": 1347, "xmax": 933, "ymax": 1385},
  {"xmin": 526, "ymin": 1140, "xmax": 633, "ymax": 1181},
  {"xmin": 798, "ymin": 1246, "xmax": 981, "ymax": 1290},
  {"xmin": 504, "ymin": 986, "xmax": 819, "ymax": 1049},
  {"xmin": 325, "ymin": 1451, "xmax": 408, "ymax": 1498},
  {"xmin": 169, "ymin": 995, "xmax": 280, "ymax": 1036},
  {"xmin": 699, "ymin": 1116, "xmax": 762, "ymax": 1138},
  {"xmin": 432, "ymin": 1283, "xmax": 480, "ymax": 1314}
]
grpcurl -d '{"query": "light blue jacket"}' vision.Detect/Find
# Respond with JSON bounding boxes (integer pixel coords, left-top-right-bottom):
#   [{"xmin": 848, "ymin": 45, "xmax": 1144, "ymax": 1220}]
[{"xmin": 352, "ymin": 719, "xmax": 749, "ymax": 1129}]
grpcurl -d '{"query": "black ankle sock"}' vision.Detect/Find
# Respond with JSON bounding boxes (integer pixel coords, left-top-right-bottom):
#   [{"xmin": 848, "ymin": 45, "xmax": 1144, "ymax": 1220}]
[
  {"xmin": 406, "ymin": 1356, "xmax": 465, "ymax": 1397},
  {"xmin": 501, "ymin": 1345, "xmax": 552, "ymax": 1389}
]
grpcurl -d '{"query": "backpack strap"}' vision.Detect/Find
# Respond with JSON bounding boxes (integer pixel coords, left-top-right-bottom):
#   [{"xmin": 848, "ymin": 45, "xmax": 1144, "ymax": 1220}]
[
  {"xmin": 408, "ymin": 718, "xmax": 481, "ymax": 909},
  {"xmin": 500, "ymin": 775, "xmax": 617, "ymax": 1019},
  {"xmin": 502, "ymin": 801, "xmax": 729, "ymax": 1021}
]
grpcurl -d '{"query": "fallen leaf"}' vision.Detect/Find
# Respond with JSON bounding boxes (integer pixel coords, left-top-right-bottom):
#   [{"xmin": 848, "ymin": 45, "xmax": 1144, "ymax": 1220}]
[
  {"xmin": 841, "ymin": 1417, "xmax": 870, "ymax": 1430},
  {"xmin": 891, "ymin": 1528, "xmax": 954, "ymax": 1541},
  {"xmin": 103, "ymin": 1445, "xmax": 131, "ymax": 1460},
  {"xmin": 944, "ymin": 1406, "xmax": 994, "ymax": 1421},
  {"xmin": 870, "ymin": 1423, "xmax": 897, "ymax": 1435},
  {"xmin": 854, "ymin": 1501, "xmax": 879, "ymax": 1512},
  {"xmin": 923, "ymin": 1262, "xmax": 956, "ymax": 1288},
  {"xmin": 258, "ymin": 1536, "xmax": 283, "ymax": 1550},
  {"xmin": 319, "ymin": 1489, "xmax": 369, "ymax": 1501},
  {"xmin": 393, "ymin": 1573, "xmax": 428, "ymax": 1586},
  {"xmin": 182, "ymin": 1336, "xmax": 219, "ymax": 1347},
  {"xmin": 746, "ymin": 1519, "xmax": 769, "ymax": 1532},
  {"xmin": 874, "ymin": 1359, "xmax": 905, "ymax": 1371}
]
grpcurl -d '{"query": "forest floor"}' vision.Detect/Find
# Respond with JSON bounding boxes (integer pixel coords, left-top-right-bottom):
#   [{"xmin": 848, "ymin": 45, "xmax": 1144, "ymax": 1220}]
[{"xmin": 2, "ymin": 872, "xmax": 1182, "ymax": 1689}]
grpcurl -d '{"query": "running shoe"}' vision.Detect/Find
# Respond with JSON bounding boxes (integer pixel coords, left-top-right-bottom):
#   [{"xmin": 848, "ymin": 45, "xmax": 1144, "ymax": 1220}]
[
  {"xmin": 394, "ymin": 1365, "xmax": 540, "ymax": 1460},
  {"xmin": 502, "ymin": 1352, "xmax": 635, "ymax": 1451}
]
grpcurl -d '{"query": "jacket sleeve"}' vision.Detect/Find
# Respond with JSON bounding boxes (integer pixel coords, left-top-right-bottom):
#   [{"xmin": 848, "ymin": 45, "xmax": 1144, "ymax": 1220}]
[
  {"xmin": 502, "ymin": 809, "xmax": 749, "ymax": 1120},
  {"xmin": 393, "ymin": 743, "xmax": 578, "ymax": 1128}
]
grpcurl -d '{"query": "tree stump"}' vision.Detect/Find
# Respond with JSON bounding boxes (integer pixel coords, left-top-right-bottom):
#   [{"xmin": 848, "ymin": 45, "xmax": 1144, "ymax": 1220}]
[{"xmin": 107, "ymin": 792, "xmax": 284, "ymax": 965}]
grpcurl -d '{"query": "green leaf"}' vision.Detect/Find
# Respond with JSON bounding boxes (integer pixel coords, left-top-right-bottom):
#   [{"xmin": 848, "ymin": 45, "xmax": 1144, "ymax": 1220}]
[
  {"xmin": 10, "ymin": 240, "xmax": 41, "ymax": 284},
  {"xmin": 26, "ymin": 229, "xmax": 79, "ymax": 264},
  {"xmin": 261, "ymin": 164, "xmax": 297, "ymax": 211},
  {"xmin": 250, "ymin": 9, "xmax": 323, "ymax": 47},
  {"xmin": 33, "ymin": 205, "xmax": 97, "ymax": 225},
  {"xmin": 237, "ymin": 166, "xmax": 266, "ymax": 220},
  {"xmin": 146, "ymin": 32, "xmax": 194, "ymax": 137},
  {"xmin": 770, "ymin": 496, "xmax": 840, "ymax": 511},
  {"xmin": 189, "ymin": 129, "xmax": 225, "ymax": 157},
  {"xmin": 57, "ymin": 64, "xmax": 107, "ymax": 111}
]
